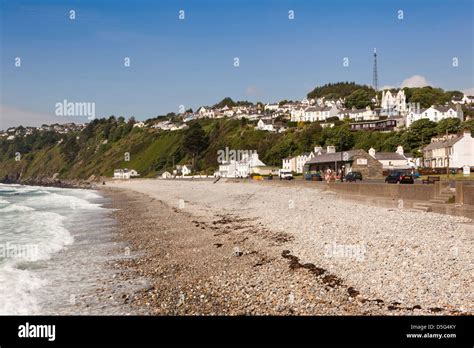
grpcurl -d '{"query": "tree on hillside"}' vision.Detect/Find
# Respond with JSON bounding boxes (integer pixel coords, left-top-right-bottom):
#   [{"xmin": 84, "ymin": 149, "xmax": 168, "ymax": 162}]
[
  {"xmin": 353, "ymin": 131, "xmax": 385, "ymax": 151},
  {"xmin": 444, "ymin": 90, "xmax": 463, "ymax": 100},
  {"xmin": 345, "ymin": 89, "xmax": 374, "ymax": 109},
  {"xmin": 182, "ymin": 122, "xmax": 209, "ymax": 164},
  {"xmin": 401, "ymin": 119, "xmax": 437, "ymax": 153},
  {"xmin": 214, "ymin": 97, "xmax": 236, "ymax": 109},
  {"xmin": 307, "ymin": 82, "xmax": 375, "ymax": 100},
  {"xmin": 462, "ymin": 119, "xmax": 474, "ymax": 136},
  {"xmin": 436, "ymin": 118, "xmax": 461, "ymax": 135},
  {"xmin": 462, "ymin": 105, "xmax": 474, "ymax": 119},
  {"xmin": 299, "ymin": 122, "xmax": 323, "ymax": 149},
  {"xmin": 407, "ymin": 87, "xmax": 449, "ymax": 108},
  {"xmin": 62, "ymin": 135, "xmax": 79, "ymax": 163},
  {"xmin": 380, "ymin": 131, "xmax": 404, "ymax": 152},
  {"xmin": 262, "ymin": 138, "xmax": 295, "ymax": 166},
  {"xmin": 322, "ymin": 125, "xmax": 354, "ymax": 151},
  {"xmin": 110, "ymin": 125, "xmax": 124, "ymax": 142}
]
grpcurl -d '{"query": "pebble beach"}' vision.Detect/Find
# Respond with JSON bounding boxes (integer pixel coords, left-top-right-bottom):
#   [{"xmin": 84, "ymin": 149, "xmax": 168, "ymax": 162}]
[{"xmin": 103, "ymin": 179, "xmax": 474, "ymax": 315}]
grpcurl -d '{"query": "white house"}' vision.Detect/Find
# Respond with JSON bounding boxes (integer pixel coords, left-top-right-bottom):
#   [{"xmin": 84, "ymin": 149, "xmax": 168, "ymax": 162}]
[
  {"xmin": 113, "ymin": 168, "xmax": 138, "ymax": 179},
  {"xmin": 222, "ymin": 109, "xmax": 235, "ymax": 117},
  {"xmin": 423, "ymin": 129, "xmax": 474, "ymax": 168},
  {"xmin": 295, "ymin": 152, "xmax": 315, "ymax": 173},
  {"xmin": 264, "ymin": 103, "xmax": 279, "ymax": 111},
  {"xmin": 307, "ymin": 105, "xmax": 334, "ymax": 122},
  {"xmin": 380, "ymin": 90, "xmax": 407, "ymax": 116},
  {"xmin": 463, "ymin": 95, "xmax": 474, "ymax": 104},
  {"xmin": 114, "ymin": 169, "xmax": 128, "ymax": 179},
  {"xmin": 301, "ymin": 98, "xmax": 311, "ymax": 106},
  {"xmin": 282, "ymin": 156, "xmax": 297, "ymax": 172},
  {"xmin": 255, "ymin": 119, "xmax": 276, "ymax": 132},
  {"xmin": 214, "ymin": 152, "xmax": 266, "ymax": 178},
  {"xmin": 133, "ymin": 121, "xmax": 145, "ymax": 128},
  {"xmin": 181, "ymin": 164, "xmax": 193, "ymax": 176},
  {"xmin": 338, "ymin": 106, "xmax": 377, "ymax": 121},
  {"xmin": 368, "ymin": 146, "xmax": 412, "ymax": 170},
  {"xmin": 183, "ymin": 114, "xmax": 196, "ymax": 123},
  {"xmin": 161, "ymin": 171, "xmax": 172, "ymax": 179},
  {"xmin": 290, "ymin": 105, "xmax": 339, "ymax": 122},
  {"xmin": 406, "ymin": 105, "xmax": 463, "ymax": 127},
  {"xmin": 290, "ymin": 107, "xmax": 307, "ymax": 122},
  {"xmin": 451, "ymin": 94, "xmax": 474, "ymax": 105},
  {"xmin": 197, "ymin": 107, "xmax": 215, "ymax": 118}
]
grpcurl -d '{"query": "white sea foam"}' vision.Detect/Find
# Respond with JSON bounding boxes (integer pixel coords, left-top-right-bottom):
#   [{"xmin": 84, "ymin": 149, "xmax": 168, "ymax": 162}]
[
  {"xmin": 0, "ymin": 184, "xmax": 107, "ymax": 314},
  {"xmin": 0, "ymin": 263, "xmax": 45, "ymax": 314},
  {"xmin": 24, "ymin": 192, "xmax": 103, "ymax": 210},
  {"xmin": 0, "ymin": 203, "xmax": 35, "ymax": 213}
]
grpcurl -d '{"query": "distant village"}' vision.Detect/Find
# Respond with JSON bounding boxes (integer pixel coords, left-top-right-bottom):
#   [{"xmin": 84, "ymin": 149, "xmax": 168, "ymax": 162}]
[{"xmin": 3, "ymin": 89, "xmax": 473, "ymax": 139}]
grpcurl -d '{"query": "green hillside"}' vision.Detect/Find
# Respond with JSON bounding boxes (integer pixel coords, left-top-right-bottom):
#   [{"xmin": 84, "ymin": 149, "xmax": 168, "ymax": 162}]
[{"xmin": 1, "ymin": 115, "xmax": 473, "ymax": 183}]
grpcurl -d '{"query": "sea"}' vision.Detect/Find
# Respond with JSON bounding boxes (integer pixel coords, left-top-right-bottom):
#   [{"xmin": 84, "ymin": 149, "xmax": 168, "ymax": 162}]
[{"xmin": 0, "ymin": 184, "xmax": 134, "ymax": 315}]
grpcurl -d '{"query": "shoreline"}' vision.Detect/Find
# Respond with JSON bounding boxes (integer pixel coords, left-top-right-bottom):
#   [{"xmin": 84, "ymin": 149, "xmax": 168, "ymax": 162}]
[
  {"xmin": 101, "ymin": 182, "xmax": 473, "ymax": 315},
  {"xmin": 0, "ymin": 184, "xmax": 149, "ymax": 315},
  {"xmin": 0, "ymin": 176, "xmax": 103, "ymax": 189}
]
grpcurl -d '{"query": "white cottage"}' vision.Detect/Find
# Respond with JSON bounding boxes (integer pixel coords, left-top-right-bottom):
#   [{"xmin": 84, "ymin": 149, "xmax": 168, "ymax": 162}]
[
  {"xmin": 369, "ymin": 146, "xmax": 412, "ymax": 170},
  {"xmin": 214, "ymin": 153, "xmax": 266, "ymax": 178},
  {"xmin": 181, "ymin": 164, "xmax": 193, "ymax": 176},
  {"xmin": 406, "ymin": 105, "xmax": 463, "ymax": 127},
  {"xmin": 255, "ymin": 119, "xmax": 276, "ymax": 132},
  {"xmin": 423, "ymin": 129, "xmax": 474, "ymax": 168},
  {"xmin": 380, "ymin": 90, "xmax": 407, "ymax": 116},
  {"xmin": 282, "ymin": 156, "xmax": 297, "ymax": 172},
  {"xmin": 197, "ymin": 107, "xmax": 215, "ymax": 118},
  {"xmin": 295, "ymin": 152, "xmax": 315, "ymax": 173}
]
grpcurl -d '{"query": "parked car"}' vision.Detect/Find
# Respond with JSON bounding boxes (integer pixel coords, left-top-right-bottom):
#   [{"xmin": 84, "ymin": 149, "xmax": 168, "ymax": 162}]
[
  {"xmin": 344, "ymin": 171, "xmax": 362, "ymax": 182},
  {"xmin": 279, "ymin": 170, "xmax": 293, "ymax": 180},
  {"xmin": 385, "ymin": 172, "xmax": 414, "ymax": 184},
  {"xmin": 304, "ymin": 173, "xmax": 322, "ymax": 181}
]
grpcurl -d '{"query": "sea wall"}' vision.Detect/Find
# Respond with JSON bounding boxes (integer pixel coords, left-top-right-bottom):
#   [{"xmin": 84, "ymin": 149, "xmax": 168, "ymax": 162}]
[
  {"xmin": 324, "ymin": 182, "xmax": 437, "ymax": 201},
  {"xmin": 456, "ymin": 182, "xmax": 474, "ymax": 206}
]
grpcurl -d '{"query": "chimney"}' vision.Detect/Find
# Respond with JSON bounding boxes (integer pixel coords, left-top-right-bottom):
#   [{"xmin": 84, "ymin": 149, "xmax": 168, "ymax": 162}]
[
  {"xmin": 314, "ymin": 146, "xmax": 322, "ymax": 154},
  {"xmin": 368, "ymin": 147, "xmax": 376, "ymax": 157},
  {"xmin": 327, "ymin": 145, "xmax": 336, "ymax": 154},
  {"xmin": 463, "ymin": 128, "xmax": 472, "ymax": 138}
]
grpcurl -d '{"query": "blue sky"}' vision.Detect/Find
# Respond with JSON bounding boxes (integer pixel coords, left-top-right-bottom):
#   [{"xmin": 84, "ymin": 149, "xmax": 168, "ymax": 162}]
[{"xmin": 1, "ymin": 0, "xmax": 473, "ymax": 128}]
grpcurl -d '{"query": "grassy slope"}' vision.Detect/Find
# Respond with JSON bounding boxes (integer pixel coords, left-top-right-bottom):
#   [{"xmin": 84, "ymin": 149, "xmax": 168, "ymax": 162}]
[{"xmin": 0, "ymin": 119, "xmax": 316, "ymax": 181}]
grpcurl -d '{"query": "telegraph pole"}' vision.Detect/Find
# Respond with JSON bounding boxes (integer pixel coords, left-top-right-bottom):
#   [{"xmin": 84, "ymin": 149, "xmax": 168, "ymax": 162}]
[{"xmin": 446, "ymin": 129, "xmax": 449, "ymax": 179}]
